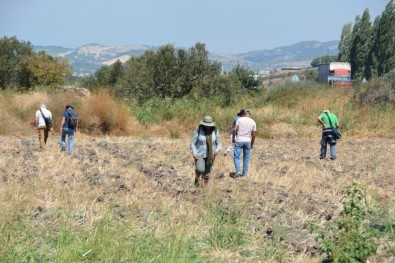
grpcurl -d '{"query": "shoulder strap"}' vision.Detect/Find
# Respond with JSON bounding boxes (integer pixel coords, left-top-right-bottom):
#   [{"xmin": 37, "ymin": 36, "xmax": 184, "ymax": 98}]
[
  {"xmin": 324, "ymin": 112, "xmax": 334, "ymax": 128},
  {"xmin": 39, "ymin": 109, "xmax": 46, "ymax": 119}
]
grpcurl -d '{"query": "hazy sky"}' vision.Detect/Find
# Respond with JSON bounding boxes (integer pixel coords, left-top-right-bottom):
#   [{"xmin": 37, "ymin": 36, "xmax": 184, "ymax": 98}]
[{"xmin": 0, "ymin": 0, "xmax": 389, "ymax": 54}]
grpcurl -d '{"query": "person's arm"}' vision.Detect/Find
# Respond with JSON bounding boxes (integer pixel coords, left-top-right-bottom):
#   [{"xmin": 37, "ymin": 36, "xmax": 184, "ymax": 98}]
[
  {"xmin": 34, "ymin": 114, "xmax": 39, "ymax": 132},
  {"xmin": 214, "ymin": 129, "xmax": 222, "ymax": 156},
  {"xmin": 59, "ymin": 116, "xmax": 65, "ymax": 132},
  {"xmin": 190, "ymin": 130, "xmax": 199, "ymax": 160},
  {"xmin": 251, "ymin": 130, "xmax": 256, "ymax": 149},
  {"xmin": 317, "ymin": 116, "xmax": 326, "ymax": 128},
  {"xmin": 232, "ymin": 124, "xmax": 238, "ymax": 143}
]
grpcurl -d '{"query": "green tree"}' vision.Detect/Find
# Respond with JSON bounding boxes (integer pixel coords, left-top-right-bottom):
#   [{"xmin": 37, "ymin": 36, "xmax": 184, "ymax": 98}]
[
  {"xmin": 311, "ymin": 55, "xmax": 338, "ymax": 67},
  {"xmin": 338, "ymin": 22, "xmax": 353, "ymax": 62},
  {"xmin": 230, "ymin": 64, "xmax": 260, "ymax": 89},
  {"xmin": 19, "ymin": 51, "xmax": 71, "ymax": 87},
  {"xmin": 95, "ymin": 65, "xmax": 112, "ymax": 86},
  {"xmin": 350, "ymin": 10, "xmax": 372, "ymax": 81},
  {"xmin": 373, "ymin": 0, "xmax": 395, "ymax": 77},
  {"xmin": 0, "ymin": 36, "xmax": 33, "ymax": 89},
  {"xmin": 367, "ymin": 16, "xmax": 381, "ymax": 79},
  {"xmin": 109, "ymin": 60, "xmax": 123, "ymax": 85},
  {"xmin": 115, "ymin": 42, "xmax": 225, "ymax": 104}
]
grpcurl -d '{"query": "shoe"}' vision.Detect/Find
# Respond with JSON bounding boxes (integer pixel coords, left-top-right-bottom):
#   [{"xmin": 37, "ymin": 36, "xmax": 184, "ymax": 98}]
[
  {"xmin": 61, "ymin": 147, "xmax": 66, "ymax": 151},
  {"xmin": 229, "ymin": 172, "xmax": 241, "ymax": 178},
  {"xmin": 330, "ymin": 157, "xmax": 336, "ymax": 161},
  {"xmin": 319, "ymin": 157, "xmax": 325, "ymax": 160}
]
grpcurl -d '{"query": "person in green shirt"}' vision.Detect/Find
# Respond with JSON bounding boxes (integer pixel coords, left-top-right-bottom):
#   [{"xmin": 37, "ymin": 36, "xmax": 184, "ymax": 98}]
[{"xmin": 317, "ymin": 110, "xmax": 340, "ymax": 160}]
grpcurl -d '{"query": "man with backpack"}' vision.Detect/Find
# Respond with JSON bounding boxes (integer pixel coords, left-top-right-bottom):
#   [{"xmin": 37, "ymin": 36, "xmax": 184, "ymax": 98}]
[
  {"xmin": 35, "ymin": 104, "xmax": 53, "ymax": 151},
  {"xmin": 59, "ymin": 104, "xmax": 78, "ymax": 155},
  {"xmin": 317, "ymin": 109, "xmax": 340, "ymax": 160}
]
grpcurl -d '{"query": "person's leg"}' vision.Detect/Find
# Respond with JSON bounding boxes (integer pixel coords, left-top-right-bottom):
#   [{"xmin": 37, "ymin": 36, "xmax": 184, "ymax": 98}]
[
  {"xmin": 320, "ymin": 132, "xmax": 327, "ymax": 159},
  {"xmin": 242, "ymin": 142, "xmax": 251, "ymax": 176},
  {"xmin": 195, "ymin": 172, "xmax": 202, "ymax": 187},
  {"xmin": 233, "ymin": 142, "xmax": 242, "ymax": 175},
  {"xmin": 44, "ymin": 129, "xmax": 49, "ymax": 145},
  {"xmin": 61, "ymin": 128, "xmax": 67, "ymax": 150},
  {"xmin": 330, "ymin": 144, "xmax": 336, "ymax": 160},
  {"xmin": 202, "ymin": 160, "xmax": 213, "ymax": 187},
  {"xmin": 68, "ymin": 129, "xmax": 75, "ymax": 155},
  {"xmin": 38, "ymin": 127, "xmax": 45, "ymax": 150}
]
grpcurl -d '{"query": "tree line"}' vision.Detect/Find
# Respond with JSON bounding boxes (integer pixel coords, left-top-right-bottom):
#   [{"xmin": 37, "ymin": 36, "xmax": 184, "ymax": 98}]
[
  {"xmin": 1, "ymin": 1, "xmax": 394, "ymax": 99},
  {"xmin": 82, "ymin": 43, "xmax": 259, "ymax": 105},
  {"xmin": 312, "ymin": 0, "xmax": 395, "ymax": 81}
]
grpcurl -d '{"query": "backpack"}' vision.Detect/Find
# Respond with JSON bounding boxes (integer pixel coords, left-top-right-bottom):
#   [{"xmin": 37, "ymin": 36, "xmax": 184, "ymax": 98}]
[
  {"xmin": 67, "ymin": 111, "xmax": 78, "ymax": 128},
  {"xmin": 40, "ymin": 109, "xmax": 52, "ymax": 131}
]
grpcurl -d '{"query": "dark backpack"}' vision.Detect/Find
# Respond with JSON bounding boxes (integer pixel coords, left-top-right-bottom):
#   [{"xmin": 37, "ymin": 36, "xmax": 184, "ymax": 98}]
[
  {"xmin": 67, "ymin": 111, "xmax": 78, "ymax": 127},
  {"xmin": 40, "ymin": 109, "xmax": 52, "ymax": 131}
]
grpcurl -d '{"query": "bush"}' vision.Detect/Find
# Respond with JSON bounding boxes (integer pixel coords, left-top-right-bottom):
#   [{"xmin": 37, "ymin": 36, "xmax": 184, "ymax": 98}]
[
  {"xmin": 309, "ymin": 183, "xmax": 388, "ymax": 263},
  {"xmin": 351, "ymin": 76, "xmax": 395, "ymax": 106}
]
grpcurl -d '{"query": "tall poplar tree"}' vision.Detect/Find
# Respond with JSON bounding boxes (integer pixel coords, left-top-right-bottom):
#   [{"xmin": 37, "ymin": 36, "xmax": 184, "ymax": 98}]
[
  {"xmin": 374, "ymin": 0, "xmax": 395, "ymax": 76},
  {"xmin": 350, "ymin": 10, "xmax": 372, "ymax": 80},
  {"xmin": 338, "ymin": 22, "xmax": 353, "ymax": 62}
]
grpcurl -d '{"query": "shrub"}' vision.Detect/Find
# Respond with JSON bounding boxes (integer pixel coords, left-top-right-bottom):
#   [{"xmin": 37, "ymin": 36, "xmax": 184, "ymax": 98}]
[
  {"xmin": 351, "ymin": 77, "xmax": 395, "ymax": 106},
  {"xmin": 309, "ymin": 183, "xmax": 387, "ymax": 263}
]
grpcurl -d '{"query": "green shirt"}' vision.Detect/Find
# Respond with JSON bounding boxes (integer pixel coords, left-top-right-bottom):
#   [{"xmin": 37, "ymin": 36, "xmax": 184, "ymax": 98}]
[{"xmin": 319, "ymin": 112, "xmax": 338, "ymax": 128}]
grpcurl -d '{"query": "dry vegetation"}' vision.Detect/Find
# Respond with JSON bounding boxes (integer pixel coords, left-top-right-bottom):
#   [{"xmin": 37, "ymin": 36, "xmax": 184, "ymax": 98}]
[{"xmin": 0, "ymin": 88, "xmax": 394, "ymax": 262}]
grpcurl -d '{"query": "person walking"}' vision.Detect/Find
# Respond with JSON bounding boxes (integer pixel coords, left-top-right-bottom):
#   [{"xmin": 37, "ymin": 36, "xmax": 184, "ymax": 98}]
[
  {"xmin": 224, "ymin": 109, "xmax": 245, "ymax": 155},
  {"xmin": 59, "ymin": 104, "xmax": 78, "ymax": 155},
  {"xmin": 317, "ymin": 109, "xmax": 340, "ymax": 160},
  {"xmin": 35, "ymin": 104, "xmax": 52, "ymax": 151},
  {"xmin": 231, "ymin": 110, "xmax": 256, "ymax": 177},
  {"xmin": 190, "ymin": 116, "xmax": 222, "ymax": 187}
]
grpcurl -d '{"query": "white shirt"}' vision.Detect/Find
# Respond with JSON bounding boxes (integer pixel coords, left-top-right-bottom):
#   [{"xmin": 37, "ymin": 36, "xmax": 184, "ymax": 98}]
[
  {"xmin": 235, "ymin": 117, "xmax": 257, "ymax": 142},
  {"xmin": 35, "ymin": 107, "xmax": 52, "ymax": 127}
]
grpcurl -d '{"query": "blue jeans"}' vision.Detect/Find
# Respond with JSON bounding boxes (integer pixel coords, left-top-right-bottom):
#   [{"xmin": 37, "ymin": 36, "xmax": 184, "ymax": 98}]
[
  {"xmin": 61, "ymin": 128, "xmax": 75, "ymax": 155},
  {"xmin": 320, "ymin": 135, "xmax": 336, "ymax": 159},
  {"xmin": 233, "ymin": 141, "xmax": 251, "ymax": 176}
]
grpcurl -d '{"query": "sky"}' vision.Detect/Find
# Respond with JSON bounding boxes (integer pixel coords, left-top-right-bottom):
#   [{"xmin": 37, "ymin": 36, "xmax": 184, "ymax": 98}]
[{"xmin": 0, "ymin": 0, "xmax": 390, "ymax": 54}]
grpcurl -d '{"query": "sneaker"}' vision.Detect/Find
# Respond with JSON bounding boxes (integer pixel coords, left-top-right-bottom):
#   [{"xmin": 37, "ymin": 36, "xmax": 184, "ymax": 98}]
[
  {"xmin": 330, "ymin": 157, "xmax": 336, "ymax": 161},
  {"xmin": 61, "ymin": 147, "xmax": 66, "ymax": 151},
  {"xmin": 230, "ymin": 172, "xmax": 242, "ymax": 178}
]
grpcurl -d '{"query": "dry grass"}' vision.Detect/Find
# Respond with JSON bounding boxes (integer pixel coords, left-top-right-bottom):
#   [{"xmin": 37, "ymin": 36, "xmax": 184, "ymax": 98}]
[
  {"xmin": 0, "ymin": 88, "xmax": 394, "ymax": 261},
  {"xmin": 0, "ymin": 134, "xmax": 393, "ymax": 262}
]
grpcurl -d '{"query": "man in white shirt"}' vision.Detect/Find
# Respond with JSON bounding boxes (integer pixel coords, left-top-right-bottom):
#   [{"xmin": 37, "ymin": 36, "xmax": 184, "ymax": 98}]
[
  {"xmin": 35, "ymin": 104, "xmax": 52, "ymax": 151},
  {"xmin": 231, "ymin": 110, "xmax": 256, "ymax": 177}
]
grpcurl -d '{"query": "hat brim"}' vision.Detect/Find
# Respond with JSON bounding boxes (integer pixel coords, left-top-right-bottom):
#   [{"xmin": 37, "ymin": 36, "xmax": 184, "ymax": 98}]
[{"xmin": 200, "ymin": 121, "xmax": 215, "ymax": 127}]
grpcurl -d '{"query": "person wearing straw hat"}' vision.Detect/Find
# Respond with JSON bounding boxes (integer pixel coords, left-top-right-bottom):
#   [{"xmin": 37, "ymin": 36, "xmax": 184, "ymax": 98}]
[
  {"xmin": 34, "ymin": 104, "xmax": 53, "ymax": 151},
  {"xmin": 190, "ymin": 116, "xmax": 222, "ymax": 187}
]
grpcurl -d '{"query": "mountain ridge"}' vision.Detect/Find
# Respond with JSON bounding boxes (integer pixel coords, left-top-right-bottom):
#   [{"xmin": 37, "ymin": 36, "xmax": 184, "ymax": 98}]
[{"xmin": 33, "ymin": 40, "xmax": 339, "ymax": 76}]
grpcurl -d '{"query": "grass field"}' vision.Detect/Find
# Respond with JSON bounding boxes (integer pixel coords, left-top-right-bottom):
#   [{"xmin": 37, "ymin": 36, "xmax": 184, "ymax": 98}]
[{"xmin": 0, "ymin": 84, "xmax": 394, "ymax": 262}]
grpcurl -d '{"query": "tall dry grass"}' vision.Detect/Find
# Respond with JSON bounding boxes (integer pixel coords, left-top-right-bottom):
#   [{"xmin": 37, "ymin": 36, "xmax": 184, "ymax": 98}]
[{"xmin": 1, "ymin": 83, "xmax": 394, "ymax": 139}]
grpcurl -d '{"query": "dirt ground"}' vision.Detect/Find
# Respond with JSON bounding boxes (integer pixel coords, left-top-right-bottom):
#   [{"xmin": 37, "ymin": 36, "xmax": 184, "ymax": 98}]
[{"xmin": 0, "ymin": 134, "xmax": 394, "ymax": 261}]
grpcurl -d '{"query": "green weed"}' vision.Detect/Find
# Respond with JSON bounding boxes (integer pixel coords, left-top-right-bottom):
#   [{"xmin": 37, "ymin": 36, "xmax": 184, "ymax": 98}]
[{"xmin": 309, "ymin": 183, "xmax": 388, "ymax": 263}]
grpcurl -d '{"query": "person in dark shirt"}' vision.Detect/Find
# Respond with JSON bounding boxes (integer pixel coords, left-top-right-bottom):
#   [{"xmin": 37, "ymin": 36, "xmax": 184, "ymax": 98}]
[{"xmin": 59, "ymin": 104, "xmax": 78, "ymax": 155}]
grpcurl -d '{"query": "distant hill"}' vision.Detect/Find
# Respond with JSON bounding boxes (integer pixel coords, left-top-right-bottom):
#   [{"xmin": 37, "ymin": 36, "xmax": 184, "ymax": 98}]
[{"xmin": 33, "ymin": 40, "xmax": 339, "ymax": 76}]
